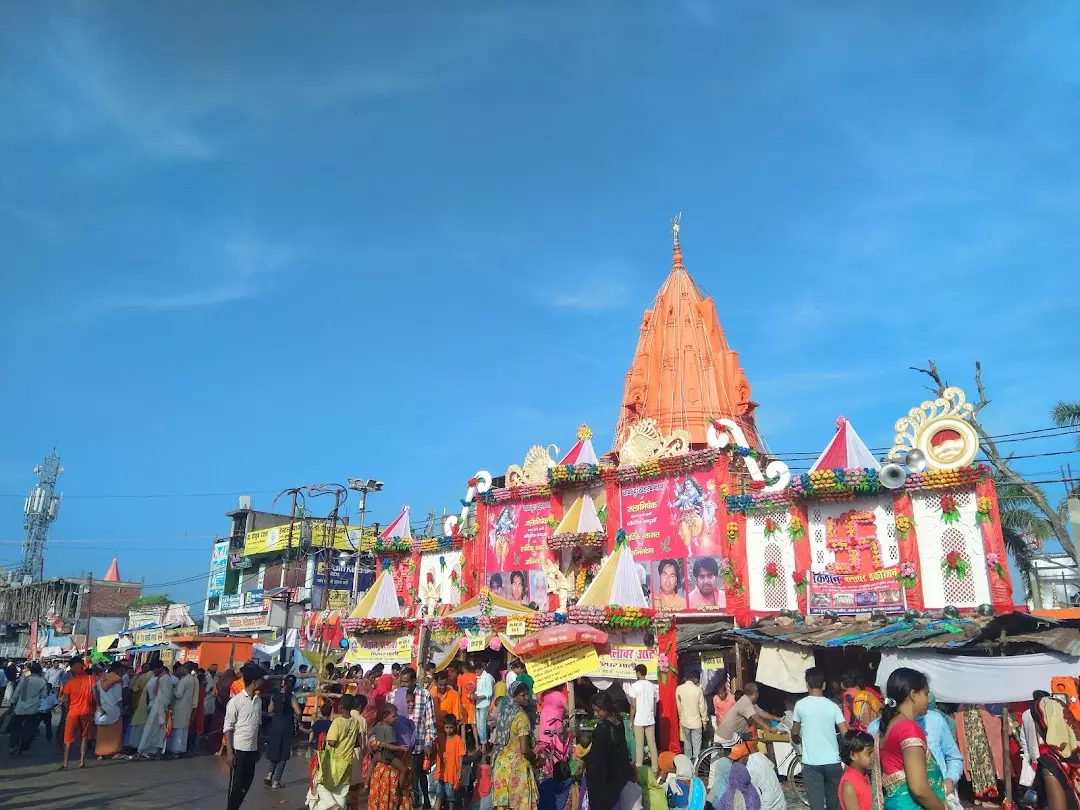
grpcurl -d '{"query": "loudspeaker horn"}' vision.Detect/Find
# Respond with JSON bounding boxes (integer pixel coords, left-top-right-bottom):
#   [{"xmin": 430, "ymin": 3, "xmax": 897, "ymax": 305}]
[
  {"xmin": 880, "ymin": 463, "xmax": 908, "ymax": 489},
  {"xmin": 904, "ymin": 449, "xmax": 929, "ymax": 473}
]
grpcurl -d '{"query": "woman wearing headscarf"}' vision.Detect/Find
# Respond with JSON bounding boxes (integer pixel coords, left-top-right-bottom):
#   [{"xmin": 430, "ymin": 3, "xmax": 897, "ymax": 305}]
[
  {"xmin": 584, "ymin": 692, "xmax": 635, "ymax": 810},
  {"xmin": 493, "ymin": 682, "xmax": 539, "ymax": 810},
  {"xmin": 718, "ymin": 760, "xmax": 761, "ymax": 810},
  {"xmin": 873, "ymin": 667, "xmax": 946, "ymax": 810},
  {"xmin": 538, "ymin": 687, "xmax": 569, "ymax": 774},
  {"xmin": 94, "ymin": 663, "xmax": 126, "ymax": 758}
]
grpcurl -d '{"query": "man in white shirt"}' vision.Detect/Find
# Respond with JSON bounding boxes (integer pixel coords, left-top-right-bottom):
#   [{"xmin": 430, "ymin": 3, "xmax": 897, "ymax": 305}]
[
  {"xmin": 505, "ymin": 662, "xmax": 518, "ymax": 692},
  {"xmin": 628, "ymin": 663, "xmax": 659, "ymax": 775},
  {"xmin": 45, "ymin": 662, "xmax": 62, "ymax": 691},
  {"xmin": 223, "ymin": 664, "xmax": 264, "ymax": 810},
  {"xmin": 475, "ymin": 663, "xmax": 495, "ymax": 746},
  {"xmin": 675, "ymin": 669, "xmax": 708, "ymax": 762}
]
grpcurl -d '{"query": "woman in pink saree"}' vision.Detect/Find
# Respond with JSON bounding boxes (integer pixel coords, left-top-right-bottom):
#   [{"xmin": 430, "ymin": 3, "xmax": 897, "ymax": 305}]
[{"xmin": 537, "ymin": 687, "xmax": 569, "ymax": 778}]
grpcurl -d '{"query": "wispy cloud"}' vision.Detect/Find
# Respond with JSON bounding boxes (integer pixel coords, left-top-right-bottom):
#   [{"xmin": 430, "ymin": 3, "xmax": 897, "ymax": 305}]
[
  {"xmin": 61, "ymin": 234, "xmax": 298, "ymax": 326},
  {"xmin": 542, "ymin": 266, "xmax": 633, "ymax": 311}
]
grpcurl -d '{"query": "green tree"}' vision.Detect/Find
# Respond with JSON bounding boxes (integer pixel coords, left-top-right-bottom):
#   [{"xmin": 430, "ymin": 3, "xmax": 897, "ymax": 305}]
[{"xmin": 1051, "ymin": 401, "xmax": 1080, "ymax": 450}]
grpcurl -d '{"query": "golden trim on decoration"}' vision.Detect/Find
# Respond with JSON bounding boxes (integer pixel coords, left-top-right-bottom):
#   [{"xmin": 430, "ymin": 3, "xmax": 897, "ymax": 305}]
[
  {"xmin": 506, "ymin": 444, "xmax": 559, "ymax": 488},
  {"xmin": 888, "ymin": 386, "xmax": 979, "ymax": 471},
  {"xmin": 617, "ymin": 418, "xmax": 691, "ymax": 467}
]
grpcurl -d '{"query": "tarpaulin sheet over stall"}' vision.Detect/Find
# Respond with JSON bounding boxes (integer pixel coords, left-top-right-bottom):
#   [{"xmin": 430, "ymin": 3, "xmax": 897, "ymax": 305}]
[{"xmin": 877, "ymin": 650, "xmax": 1080, "ymax": 703}]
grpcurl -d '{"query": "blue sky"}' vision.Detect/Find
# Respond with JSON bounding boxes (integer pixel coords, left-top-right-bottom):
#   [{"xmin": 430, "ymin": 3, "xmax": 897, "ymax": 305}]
[{"xmin": 2, "ymin": 2, "xmax": 1079, "ymax": 613}]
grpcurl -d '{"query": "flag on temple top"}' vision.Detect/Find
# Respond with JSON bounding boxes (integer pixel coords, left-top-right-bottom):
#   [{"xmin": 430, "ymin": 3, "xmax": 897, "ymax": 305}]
[{"xmin": 558, "ymin": 424, "xmax": 599, "ymax": 466}]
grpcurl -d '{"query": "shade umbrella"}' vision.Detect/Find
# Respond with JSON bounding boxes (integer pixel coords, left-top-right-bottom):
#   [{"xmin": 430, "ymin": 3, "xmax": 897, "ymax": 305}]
[{"xmin": 514, "ymin": 624, "xmax": 608, "ymax": 656}]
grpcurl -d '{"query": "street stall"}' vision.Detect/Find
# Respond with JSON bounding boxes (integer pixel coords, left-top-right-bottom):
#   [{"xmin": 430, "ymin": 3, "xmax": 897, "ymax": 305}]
[{"xmin": 169, "ymin": 634, "xmax": 260, "ymax": 670}]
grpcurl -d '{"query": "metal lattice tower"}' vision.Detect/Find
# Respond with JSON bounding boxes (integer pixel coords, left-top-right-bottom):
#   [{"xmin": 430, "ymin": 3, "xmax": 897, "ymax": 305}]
[{"xmin": 20, "ymin": 449, "xmax": 63, "ymax": 582}]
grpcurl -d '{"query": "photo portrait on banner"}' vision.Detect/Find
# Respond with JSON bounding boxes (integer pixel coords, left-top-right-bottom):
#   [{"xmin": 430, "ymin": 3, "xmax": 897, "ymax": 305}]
[
  {"xmin": 485, "ymin": 497, "xmax": 552, "ymax": 605},
  {"xmin": 618, "ymin": 467, "xmax": 725, "ymax": 611}
]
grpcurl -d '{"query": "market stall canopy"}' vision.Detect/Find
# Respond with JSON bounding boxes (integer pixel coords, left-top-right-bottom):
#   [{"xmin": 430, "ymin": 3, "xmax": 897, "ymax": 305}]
[
  {"xmin": 514, "ymin": 624, "xmax": 609, "ymax": 656},
  {"xmin": 809, "ymin": 417, "xmax": 880, "ymax": 472},
  {"xmin": 553, "ymin": 491, "xmax": 604, "ymax": 535},
  {"xmin": 559, "ymin": 424, "xmax": 599, "ymax": 465},
  {"xmin": 349, "ymin": 569, "xmax": 401, "ymax": 620},
  {"xmin": 577, "ymin": 541, "xmax": 648, "ymax": 609}
]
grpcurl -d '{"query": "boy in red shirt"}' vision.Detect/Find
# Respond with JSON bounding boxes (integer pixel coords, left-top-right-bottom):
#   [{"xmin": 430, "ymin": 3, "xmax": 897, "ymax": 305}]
[{"xmin": 59, "ymin": 656, "xmax": 96, "ymax": 770}]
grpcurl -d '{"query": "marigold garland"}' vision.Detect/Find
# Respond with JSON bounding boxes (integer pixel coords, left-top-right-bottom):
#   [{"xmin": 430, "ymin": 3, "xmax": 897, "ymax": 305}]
[
  {"xmin": 477, "ymin": 483, "xmax": 553, "ymax": 505},
  {"xmin": 720, "ymin": 558, "xmax": 744, "ymax": 595},
  {"xmin": 341, "ymin": 617, "xmax": 419, "ymax": 634},
  {"xmin": 787, "ymin": 513, "xmax": 805, "ymax": 542},
  {"xmin": 371, "ymin": 534, "xmax": 465, "ymax": 555},
  {"xmin": 894, "ymin": 514, "xmax": 914, "ymax": 541},
  {"xmin": 548, "ymin": 531, "xmax": 605, "ymax": 550},
  {"xmin": 421, "ymin": 604, "xmax": 672, "ymax": 634},
  {"xmin": 547, "ymin": 463, "xmax": 613, "ymax": 489},
  {"xmin": 603, "ymin": 449, "xmax": 722, "ymax": 485},
  {"xmin": 976, "ymin": 496, "xmax": 994, "ymax": 525},
  {"xmin": 726, "ymin": 522, "xmax": 739, "ymax": 547}
]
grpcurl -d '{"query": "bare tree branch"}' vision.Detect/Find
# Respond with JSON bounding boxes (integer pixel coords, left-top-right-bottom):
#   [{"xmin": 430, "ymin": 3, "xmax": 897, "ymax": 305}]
[{"xmin": 912, "ymin": 360, "xmax": 1076, "ymax": 563}]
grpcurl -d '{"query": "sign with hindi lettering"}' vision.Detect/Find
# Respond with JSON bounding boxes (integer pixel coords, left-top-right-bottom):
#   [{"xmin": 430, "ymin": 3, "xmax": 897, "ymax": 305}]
[
  {"xmin": 343, "ymin": 635, "xmax": 412, "ymax": 666},
  {"xmin": 524, "ymin": 642, "xmax": 601, "ymax": 693},
  {"xmin": 207, "ymin": 541, "xmax": 229, "ymax": 598},
  {"xmin": 326, "ymin": 590, "xmax": 350, "ymax": 610},
  {"xmin": 596, "ymin": 645, "xmax": 657, "ymax": 681},
  {"xmin": 484, "ymin": 498, "xmax": 553, "ymax": 605},
  {"xmin": 467, "ymin": 634, "xmax": 487, "ymax": 653},
  {"xmin": 808, "ymin": 567, "xmax": 905, "ymax": 615},
  {"xmin": 506, "ymin": 619, "xmax": 526, "ymax": 637},
  {"xmin": 618, "ymin": 469, "xmax": 726, "ymax": 613}
]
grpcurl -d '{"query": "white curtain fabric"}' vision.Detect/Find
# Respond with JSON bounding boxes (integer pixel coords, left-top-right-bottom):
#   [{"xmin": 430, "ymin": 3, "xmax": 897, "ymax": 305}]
[
  {"xmin": 756, "ymin": 644, "xmax": 814, "ymax": 693},
  {"xmin": 876, "ymin": 650, "xmax": 1080, "ymax": 703}
]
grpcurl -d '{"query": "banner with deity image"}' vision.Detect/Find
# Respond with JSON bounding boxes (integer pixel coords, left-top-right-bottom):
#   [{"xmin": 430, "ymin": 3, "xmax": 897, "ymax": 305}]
[
  {"xmin": 484, "ymin": 498, "xmax": 553, "ymax": 606},
  {"xmin": 618, "ymin": 468, "xmax": 726, "ymax": 613}
]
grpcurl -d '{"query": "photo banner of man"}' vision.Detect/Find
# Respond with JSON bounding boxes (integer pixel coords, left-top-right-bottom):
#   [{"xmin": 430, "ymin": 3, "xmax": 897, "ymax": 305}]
[
  {"xmin": 618, "ymin": 468, "xmax": 725, "ymax": 612},
  {"xmin": 485, "ymin": 498, "xmax": 552, "ymax": 605}
]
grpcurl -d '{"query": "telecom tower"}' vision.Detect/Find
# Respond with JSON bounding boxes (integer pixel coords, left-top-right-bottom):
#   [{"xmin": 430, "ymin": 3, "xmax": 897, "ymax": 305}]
[{"xmin": 20, "ymin": 449, "xmax": 63, "ymax": 582}]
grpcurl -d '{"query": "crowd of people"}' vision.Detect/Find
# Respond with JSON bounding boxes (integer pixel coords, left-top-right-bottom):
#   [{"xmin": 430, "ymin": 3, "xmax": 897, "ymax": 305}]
[{"xmin": 8, "ymin": 651, "xmax": 1080, "ymax": 810}]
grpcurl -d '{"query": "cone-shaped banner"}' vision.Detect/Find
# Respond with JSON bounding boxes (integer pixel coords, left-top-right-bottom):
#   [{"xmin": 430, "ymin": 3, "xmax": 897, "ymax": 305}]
[
  {"xmin": 104, "ymin": 557, "xmax": 121, "ymax": 583},
  {"xmin": 559, "ymin": 423, "xmax": 599, "ymax": 466},
  {"xmin": 349, "ymin": 569, "xmax": 401, "ymax": 619},
  {"xmin": 380, "ymin": 505, "xmax": 412, "ymax": 541},
  {"xmin": 577, "ymin": 542, "xmax": 648, "ymax": 608},
  {"xmin": 553, "ymin": 491, "xmax": 605, "ymax": 535},
  {"xmin": 809, "ymin": 417, "xmax": 881, "ymax": 472}
]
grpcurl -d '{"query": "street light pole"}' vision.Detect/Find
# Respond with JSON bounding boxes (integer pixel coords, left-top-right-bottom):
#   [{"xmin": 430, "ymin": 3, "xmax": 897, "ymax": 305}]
[{"xmin": 348, "ymin": 478, "xmax": 384, "ymax": 604}]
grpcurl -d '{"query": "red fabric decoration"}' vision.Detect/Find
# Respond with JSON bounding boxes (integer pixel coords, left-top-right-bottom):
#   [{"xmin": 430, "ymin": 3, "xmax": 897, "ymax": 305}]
[
  {"xmin": 976, "ymin": 477, "xmax": 1015, "ymax": 610},
  {"xmin": 892, "ymin": 493, "xmax": 924, "ymax": 611},
  {"xmin": 657, "ymin": 624, "xmax": 680, "ymax": 752},
  {"xmin": 791, "ymin": 502, "xmax": 812, "ymax": 615}
]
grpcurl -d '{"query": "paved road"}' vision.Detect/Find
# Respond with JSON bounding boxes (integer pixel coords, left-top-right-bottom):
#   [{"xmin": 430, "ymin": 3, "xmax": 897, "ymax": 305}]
[{"xmin": 0, "ymin": 736, "xmax": 312, "ymax": 810}]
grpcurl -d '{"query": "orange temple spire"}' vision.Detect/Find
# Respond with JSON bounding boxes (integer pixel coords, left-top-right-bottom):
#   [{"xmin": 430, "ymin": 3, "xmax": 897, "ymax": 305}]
[{"xmin": 613, "ymin": 215, "xmax": 760, "ymax": 449}]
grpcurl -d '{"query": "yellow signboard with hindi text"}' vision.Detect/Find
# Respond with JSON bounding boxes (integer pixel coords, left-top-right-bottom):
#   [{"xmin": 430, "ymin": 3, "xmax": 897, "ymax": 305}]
[
  {"xmin": 524, "ymin": 642, "xmax": 601, "ymax": 693},
  {"xmin": 596, "ymin": 645, "xmax": 658, "ymax": 681},
  {"xmin": 243, "ymin": 522, "xmax": 376, "ymax": 556},
  {"xmin": 343, "ymin": 635, "xmax": 412, "ymax": 666}
]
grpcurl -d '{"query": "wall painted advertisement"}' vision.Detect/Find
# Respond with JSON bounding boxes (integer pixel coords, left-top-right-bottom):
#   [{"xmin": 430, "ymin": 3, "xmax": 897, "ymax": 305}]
[{"xmin": 618, "ymin": 469, "xmax": 725, "ymax": 612}]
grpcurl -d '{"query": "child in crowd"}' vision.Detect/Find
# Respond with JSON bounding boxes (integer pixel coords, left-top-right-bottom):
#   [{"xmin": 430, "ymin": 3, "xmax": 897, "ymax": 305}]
[
  {"xmin": 434, "ymin": 716, "xmax": 467, "ymax": 810},
  {"xmin": 39, "ymin": 683, "xmax": 59, "ymax": 743},
  {"xmin": 538, "ymin": 760, "xmax": 579, "ymax": 810},
  {"xmin": 370, "ymin": 705, "xmax": 409, "ymax": 791},
  {"xmin": 838, "ymin": 731, "xmax": 874, "ymax": 810},
  {"xmin": 310, "ymin": 702, "xmax": 334, "ymax": 748},
  {"xmin": 469, "ymin": 751, "xmax": 493, "ymax": 810}
]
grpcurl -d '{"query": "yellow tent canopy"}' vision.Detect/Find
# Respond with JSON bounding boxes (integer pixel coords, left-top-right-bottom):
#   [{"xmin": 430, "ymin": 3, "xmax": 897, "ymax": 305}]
[{"xmin": 349, "ymin": 569, "xmax": 402, "ymax": 620}]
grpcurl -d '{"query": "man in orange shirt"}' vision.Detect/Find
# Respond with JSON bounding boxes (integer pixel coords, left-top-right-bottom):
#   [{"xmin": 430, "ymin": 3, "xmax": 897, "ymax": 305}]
[
  {"xmin": 59, "ymin": 656, "xmax": 96, "ymax": 770},
  {"xmin": 433, "ymin": 716, "xmax": 467, "ymax": 810},
  {"xmin": 455, "ymin": 660, "xmax": 478, "ymax": 749},
  {"xmin": 433, "ymin": 670, "xmax": 464, "ymax": 727}
]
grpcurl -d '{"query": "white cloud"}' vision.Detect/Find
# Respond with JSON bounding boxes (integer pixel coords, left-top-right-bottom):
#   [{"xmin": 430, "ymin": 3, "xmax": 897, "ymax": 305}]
[{"xmin": 61, "ymin": 233, "xmax": 297, "ymax": 325}]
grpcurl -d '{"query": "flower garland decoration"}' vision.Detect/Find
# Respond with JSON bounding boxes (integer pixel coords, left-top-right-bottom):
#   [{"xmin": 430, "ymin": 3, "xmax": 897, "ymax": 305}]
[
  {"xmin": 896, "ymin": 561, "xmax": 918, "ymax": 589},
  {"xmin": 657, "ymin": 651, "xmax": 676, "ymax": 686},
  {"xmin": 941, "ymin": 550, "xmax": 969, "ymax": 580},
  {"xmin": 720, "ymin": 558, "xmax": 744, "ymax": 595},
  {"xmin": 603, "ymin": 449, "xmax": 722, "ymax": 486},
  {"xmin": 792, "ymin": 571, "xmax": 807, "ymax": 595},
  {"xmin": 986, "ymin": 552, "xmax": 1006, "ymax": 579},
  {"xmin": 341, "ymin": 616, "xmax": 419, "ymax": 634},
  {"xmin": 373, "ymin": 534, "xmax": 464, "ymax": 554},
  {"xmin": 726, "ymin": 522, "xmax": 739, "ymax": 547},
  {"xmin": 787, "ymin": 513, "xmax": 805, "ymax": 542},
  {"xmin": 825, "ymin": 511, "xmax": 881, "ymax": 575},
  {"xmin": 940, "ymin": 494, "xmax": 960, "ymax": 525},
  {"xmin": 426, "ymin": 571, "xmax": 435, "ymax": 584},
  {"xmin": 449, "ymin": 568, "xmax": 468, "ymax": 595},
  {"xmin": 547, "ymin": 463, "xmax": 613, "ymax": 489},
  {"xmin": 894, "ymin": 514, "xmax": 914, "ymax": 542},
  {"xmin": 477, "ymin": 483, "xmax": 552, "ymax": 505},
  {"xmin": 548, "ymin": 531, "xmax": 605, "ymax": 550},
  {"xmin": 976, "ymin": 496, "xmax": 994, "ymax": 525},
  {"xmin": 764, "ymin": 518, "xmax": 781, "ymax": 540},
  {"xmin": 764, "ymin": 561, "xmax": 780, "ymax": 586},
  {"xmin": 727, "ymin": 490, "xmax": 794, "ymax": 514}
]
